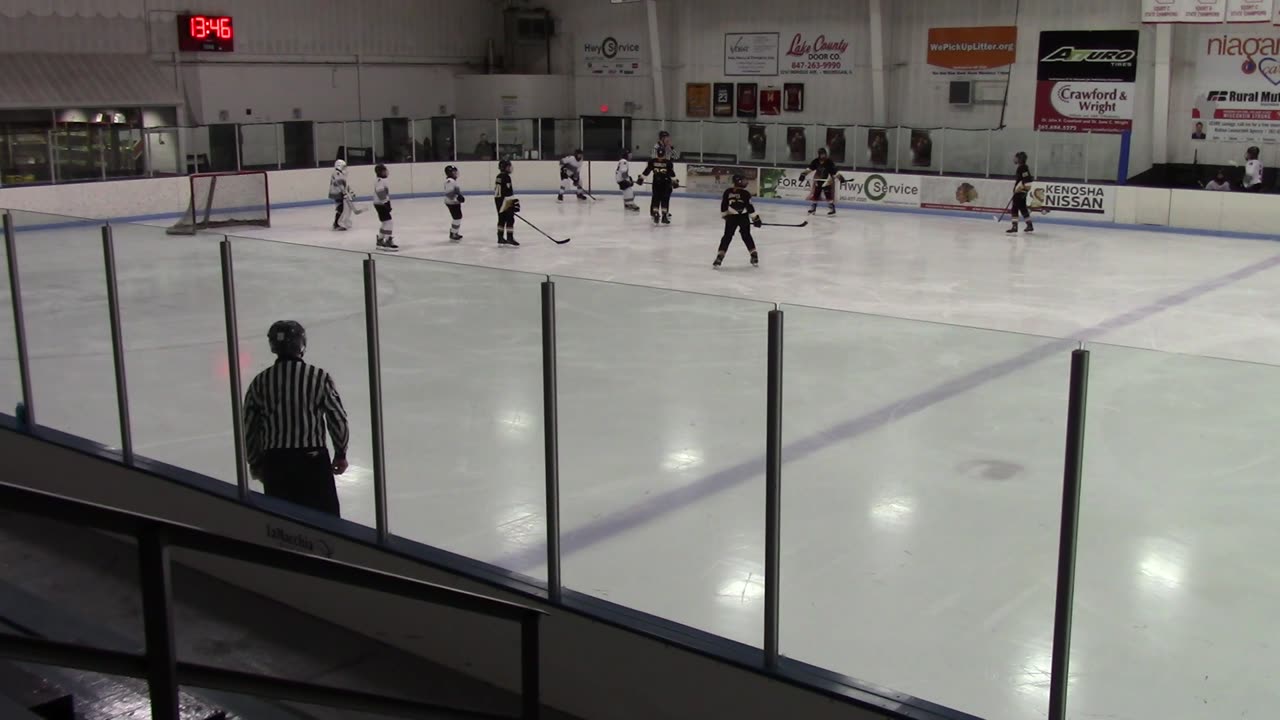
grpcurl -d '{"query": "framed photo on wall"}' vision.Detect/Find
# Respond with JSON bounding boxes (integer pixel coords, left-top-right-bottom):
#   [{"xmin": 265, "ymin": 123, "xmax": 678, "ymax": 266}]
[
  {"xmin": 713, "ymin": 83, "xmax": 734, "ymax": 117},
  {"xmin": 736, "ymin": 82, "xmax": 758, "ymax": 117},
  {"xmin": 784, "ymin": 83, "xmax": 804, "ymax": 112},
  {"xmin": 760, "ymin": 88, "xmax": 781, "ymax": 116},
  {"xmin": 686, "ymin": 83, "xmax": 711, "ymax": 118}
]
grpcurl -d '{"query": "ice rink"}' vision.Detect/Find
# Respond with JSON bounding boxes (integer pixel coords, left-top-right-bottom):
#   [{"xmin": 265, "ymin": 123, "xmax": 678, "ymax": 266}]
[{"xmin": 6, "ymin": 193, "xmax": 1280, "ymax": 720}]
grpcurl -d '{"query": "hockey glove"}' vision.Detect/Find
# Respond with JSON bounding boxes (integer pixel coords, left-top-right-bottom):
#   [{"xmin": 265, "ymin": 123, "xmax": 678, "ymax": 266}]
[
  {"xmin": 721, "ymin": 211, "xmax": 732, "ymax": 218},
  {"xmin": 459, "ymin": 195, "xmax": 466, "ymax": 203},
  {"xmin": 500, "ymin": 198, "xmax": 521, "ymax": 214},
  {"xmin": 672, "ymin": 179, "xmax": 681, "ymax": 189},
  {"xmin": 636, "ymin": 176, "xmax": 645, "ymax": 185},
  {"xmin": 799, "ymin": 172, "xmax": 808, "ymax": 183},
  {"xmin": 752, "ymin": 215, "xmax": 763, "ymax": 228}
]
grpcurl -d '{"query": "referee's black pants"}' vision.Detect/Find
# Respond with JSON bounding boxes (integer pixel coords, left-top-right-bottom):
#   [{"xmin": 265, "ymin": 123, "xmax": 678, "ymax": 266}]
[{"xmin": 260, "ymin": 448, "xmax": 340, "ymax": 516}]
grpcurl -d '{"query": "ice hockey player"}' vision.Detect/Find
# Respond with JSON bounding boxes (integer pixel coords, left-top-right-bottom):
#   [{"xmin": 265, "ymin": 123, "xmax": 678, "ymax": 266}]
[
  {"xmin": 1008, "ymin": 151, "xmax": 1034, "ymax": 234},
  {"xmin": 558, "ymin": 149, "xmax": 588, "ymax": 202},
  {"xmin": 638, "ymin": 146, "xmax": 677, "ymax": 224},
  {"xmin": 799, "ymin": 148, "xmax": 846, "ymax": 216},
  {"xmin": 616, "ymin": 149, "xmax": 640, "ymax": 211},
  {"xmin": 652, "ymin": 130, "xmax": 676, "ymax": 160},
  {"xmin": 493, "ymin": 159, "xmax": 520, "ymax": 246},
  {"xmin": 714, "ymin": 174, "xmax": 762, "ymax": 268},
  {"xmin": 372, "ymin": 163, "xmax": 398, "ymax": 251},
  {"xmin": 328, "ymin": 159, "xmax": 351, "ymax": 230},
  {"xmin": 1243, "ymin": 146, "xmax": 1264, "ymax": 192},
  {"xmin": 444, "ymin": 165, "xmax": 465, "ymax": 240}
]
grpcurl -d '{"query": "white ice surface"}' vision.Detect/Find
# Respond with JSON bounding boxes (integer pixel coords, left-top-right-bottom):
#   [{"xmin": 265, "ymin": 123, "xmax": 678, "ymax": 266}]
[{"xmin": 5, "ymin": 195, "xmax": 1280, "ymax": 720}]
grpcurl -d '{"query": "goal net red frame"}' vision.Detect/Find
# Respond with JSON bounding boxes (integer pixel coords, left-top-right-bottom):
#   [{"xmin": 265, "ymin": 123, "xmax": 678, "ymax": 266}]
[{"xmin": 167, "ymin": 171, "xmax": 271, "ymax": 235}]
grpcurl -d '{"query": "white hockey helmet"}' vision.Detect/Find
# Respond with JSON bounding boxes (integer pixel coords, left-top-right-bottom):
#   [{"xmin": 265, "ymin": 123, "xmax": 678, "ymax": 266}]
[{"xmin": 334, "ymin": 159, "xmax": 347, "ymax": 171}]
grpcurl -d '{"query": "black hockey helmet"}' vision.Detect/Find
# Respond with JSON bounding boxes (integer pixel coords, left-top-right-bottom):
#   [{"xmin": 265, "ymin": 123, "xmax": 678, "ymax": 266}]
[
  {"xmin": 268, "ymin": 320, "xmax": 306, "ymax": 358},
  {"xmin": 444, "ymin": 165, "xmax": 459, "ymax": 178},
  {"xmin": 499, "ymin": 159, "xmax": 513, "ymax": 172},
  {"xmin": 375, "ymin": 163, "xmax": 388, "ymax": 178},
  {"xmin": 817, "ymin": 147, "xmax": 828, "ymax": 156},
  {"xmin": 620, "ymin": 147, "xmax": 631, "ymax": 159},
  {"xmin": 1014, "ymin": 151, "xmax": 1028, "ymax": 164},
  {"xmin": 732, "ymin": 174, "xmax": 748, "ymax": 188},
  {"xmin": 573, "ymin": 148, "xmax": 584, "ymax": 158},
  {"xmin": 658, "ymin": 130, "xmax": 670, "ymax": 139},
  {"xmin": 1248, "ymin": 145, "xmax": 1261, "ymax": 158}
]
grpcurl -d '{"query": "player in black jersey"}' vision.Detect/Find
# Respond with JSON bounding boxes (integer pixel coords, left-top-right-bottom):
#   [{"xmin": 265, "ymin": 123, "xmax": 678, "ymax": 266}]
[
  {"xmin": 714, "ymin": 174, "xmax": 762, "ymax": 268},
  {"xmin": 493, "ymin": 159, "xmax": 520, "ymax": 246},
  {"xmin": 639, "ymin": 146, "xmax": 677, "ymax": 224},
  {"xmin": 1008, "ymin": 151, "xmax": 1034, "ymax": 234},
  {"xmin": 799, "ymin": 148, "xmax": 846, "ymax": 215}
]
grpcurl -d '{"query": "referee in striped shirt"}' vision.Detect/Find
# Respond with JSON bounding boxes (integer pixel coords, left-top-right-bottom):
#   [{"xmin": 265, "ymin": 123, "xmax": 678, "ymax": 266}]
[{"xmin": 244, "ymin": 320, "xmax": 350, "ymax": 516}]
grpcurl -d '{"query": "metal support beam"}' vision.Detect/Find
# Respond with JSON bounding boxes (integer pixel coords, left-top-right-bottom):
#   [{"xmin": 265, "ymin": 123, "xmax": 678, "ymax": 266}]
[
  {"xmin": 101, "ymin": 224, "xmax": 133, "ymax": 464},
  {"xmin": 3, "ymin": 212, "xmax": 35, "ymax": 427},
  {"xmin": 220, "ymin": 240, "xmax": 249, "ymax": 500},
  {"xmin": 763, "ymin": 307, "xmax": 783, "ymax": 669},
  {"xmin": 364, "ymin": 257, "xmax": 389, "ymax": 543},
  {"xmin": 868, "ymin": 0, "xmax": 887, "ymax": 126},
  {"xmin": 1047, "ymin": 348, "xmax": 1090, "ymax": 720},
  {"xmin": 541, "ymin": 280, "xmax": 562, "ymax": 603},
  {"xmin": 646, "ymin": 0, "xmax": 667, "ymax": 122}
]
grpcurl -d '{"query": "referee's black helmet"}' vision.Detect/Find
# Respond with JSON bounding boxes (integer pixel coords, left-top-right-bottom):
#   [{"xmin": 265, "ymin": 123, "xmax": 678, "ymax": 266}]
[{"xmin": 268, "ymin": 320, "xmax": 306, "ymax": 358}]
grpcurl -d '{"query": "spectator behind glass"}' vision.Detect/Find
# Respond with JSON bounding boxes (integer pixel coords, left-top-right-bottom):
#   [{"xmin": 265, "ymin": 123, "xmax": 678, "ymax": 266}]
[{"xmin": 1204, "ymin": 169, "xmax": 1231, "ymax": 192}]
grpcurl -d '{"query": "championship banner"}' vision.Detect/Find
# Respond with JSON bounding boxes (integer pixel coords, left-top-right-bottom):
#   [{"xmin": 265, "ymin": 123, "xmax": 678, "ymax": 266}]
[
  {"xmin": 1034, "ymin": 30, "xmax": 1139, "ymax": 133},
  {"xmin": 919, "ymin": 177, "xmax": 1113, "ymax": 219},
  {"xmin": 579, "ymin": 34, "xmax": 645, "ymax": 76},
  {"xmin": 1191, "ymin": 31, "xmax": 1280, "ymax": 142},
  {"xmin": 725, "ymin": 33, "xmax": 780, "ymax": 76},
  {"xmin": 1143, "ymin": 0, "xmax": 1227, "ymax": 22},
  {"xmin": 758, "ymin": 169, "xmax": 921, "ymax": 207},
  {"xmin": 781, "ymin": 31, "xmax": 853, "ymax": 75},
  {"xmin": 1229, "ymin": 0, "xmax": 1274, "ymax": 22},
  {"xmin": 927, "ymin": 26, "xmax": 1017, "ymax": 78},
  {"xmin": 685, "ymin": 165, "xmax": 759, "ymax": 195}
]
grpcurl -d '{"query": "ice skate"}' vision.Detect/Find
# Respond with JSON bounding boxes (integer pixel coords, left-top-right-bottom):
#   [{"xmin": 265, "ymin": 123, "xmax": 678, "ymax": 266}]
[
  {"xmin": 1006, "ymin": 223, "xmax": 1018, "ymax": 234},
  {"xmin": 827, "ymin": 206, "xmax": 837, "ymax": 216},
  {"xmin": 661, "ymin": 213, "xmax": 671, "ymax": 224},
  {"xmin": 380, "ymin": 237, "xmax": 399, "ymax": 252},
  {"xmin": 750, "ymin": 251, "xmax": 759, "ymax": 267},
  {"xmin": 652, "ymin": 211, "xmax": 660, "ymax": 225},
  {"xmin": 557, "ymin": 193, "xmax": 564, "ymax": 202},
  {"xmin": 713, "ymin": 252, "xmax": 725, "ymax": 268},
  {"xmin": 807, "ymin": 204, "xmax": 817, "ymax": 215},
  {"xmin": 1024, "ymin": 222, "xmax": 1034, "ymax": 233},
  {"xmin": 449, "ymin": 232, "xmax": 463, "ymax": 241}
]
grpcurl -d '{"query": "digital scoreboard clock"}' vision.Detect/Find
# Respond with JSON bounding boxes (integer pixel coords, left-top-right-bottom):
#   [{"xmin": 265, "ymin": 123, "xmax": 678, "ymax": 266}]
[{"xmin": 177, "ymin": 15, "xmax": 234, "ymax": 52}]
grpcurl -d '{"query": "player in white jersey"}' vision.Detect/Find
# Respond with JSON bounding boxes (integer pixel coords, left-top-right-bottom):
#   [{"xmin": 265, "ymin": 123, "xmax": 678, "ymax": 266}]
[
  {"xmin": 558, "ymin": 149, "xmax": 588, "ymax": 201},
  {"xmin": 372, "ymin": 163, "xmax": 398, "ymax": 251},
  {"xmin": 443, "ymin": 165, "xmax": 465, "ymax": 240},
  {"xmin": 616, "ymin": 149, "xmax": 640, "ymax": 211},
  {"xmin": 1244, "ymin": 146, "xmax": 1264, "ymax": 192},
  {"xmin": 328, "ymin": 159, "xmax": 351, "ymax": 230}
]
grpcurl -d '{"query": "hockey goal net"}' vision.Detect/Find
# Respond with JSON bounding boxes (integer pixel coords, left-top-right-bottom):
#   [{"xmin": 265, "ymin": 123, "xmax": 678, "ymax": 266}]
[{"xmin": 167, "ymin": 171, "xmax": 271, "ymax": 235}]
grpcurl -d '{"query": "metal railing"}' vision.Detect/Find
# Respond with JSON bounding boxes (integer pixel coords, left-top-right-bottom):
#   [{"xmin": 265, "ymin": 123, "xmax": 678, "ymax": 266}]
[{"xmin": 0, "ymin": 480, "xmax": 547, "ymax": 720}]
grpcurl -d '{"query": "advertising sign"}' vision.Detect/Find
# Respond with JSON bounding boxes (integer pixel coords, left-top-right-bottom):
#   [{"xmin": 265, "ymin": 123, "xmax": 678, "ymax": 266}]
[
  {"xmin": 725, "ymin": 32, "xmax": 780, "ymax": 76},
  {"xmin": 1034, "ymin": 30, "xmax": 1139, "ymax": 133},
  {"xmin": 759, "ymin": 169, "xmax": 921, "ymax": 207},
  {"xmin": 927, "ymin": 26, "xmax": 1017, "ymax": 78},
  {"xmin": 686, "ymin": 83, "xmax": 711, "ymax": 117},
  {"xmin": 919, "ymin": 177, "xmax": 1113, "ymax": 219},
  {"xmin": 580, "ymin": 34, "xmax": 644, "ymax": 76},
  {"xmin": 1190, "ymin": 30, "xmax": 1280, "ymax": 142},
  {"xmin": 781, "ymin": 32, "xmax": 853, "ymax": 75}
]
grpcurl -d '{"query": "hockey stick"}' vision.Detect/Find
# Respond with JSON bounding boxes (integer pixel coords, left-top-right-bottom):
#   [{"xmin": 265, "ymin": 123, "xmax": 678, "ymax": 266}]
[
  {"xmin": 992, "ymin": 196, "xmax": 1014, "ymax": 222},
  {"xmin": 760, "ymin": 220, "xmax": 808, "ymax": 228},
  {"xmin": 515, "ymin": 214, "xmax": 571, "ymax": 244}
]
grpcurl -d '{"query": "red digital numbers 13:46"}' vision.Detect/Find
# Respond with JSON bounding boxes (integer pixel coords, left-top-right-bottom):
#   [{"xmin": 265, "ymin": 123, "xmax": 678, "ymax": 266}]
[{"xmin": 189, "ymin": 15, "xmax": 232, "ymax": 41}]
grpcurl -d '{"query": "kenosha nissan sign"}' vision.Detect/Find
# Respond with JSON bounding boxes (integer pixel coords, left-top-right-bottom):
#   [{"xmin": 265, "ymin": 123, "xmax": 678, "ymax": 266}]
[{"xmin": 1035, "ymin": 30, "xmax": 1139, "ymax": 133}]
